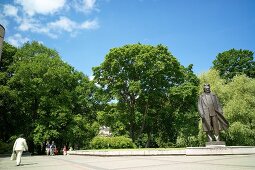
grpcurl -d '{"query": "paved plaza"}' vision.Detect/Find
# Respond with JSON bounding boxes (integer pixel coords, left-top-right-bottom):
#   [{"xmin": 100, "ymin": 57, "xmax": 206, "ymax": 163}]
[{"xmin": 1, "ymin": 154, "xmax": 255, "ymax": 170}]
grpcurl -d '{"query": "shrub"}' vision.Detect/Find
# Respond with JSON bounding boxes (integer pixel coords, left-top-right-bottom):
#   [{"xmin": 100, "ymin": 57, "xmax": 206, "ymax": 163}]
[
  {"xmin": 176, "ymin": 135, "xmax": 199, "ymax": 147},
  {"xmin": 90, "ymin": 136, "xmax": 136, "ymax": 149},
  {"xmin": 0, "ymin": 141, "xmax": 13, "ymax": 154}
]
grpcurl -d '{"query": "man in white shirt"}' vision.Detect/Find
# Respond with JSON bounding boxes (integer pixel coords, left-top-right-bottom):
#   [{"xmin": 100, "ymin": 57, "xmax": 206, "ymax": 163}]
[{"xmin": 13, "ymin": 134, "xmax": 28, "ymax": 166}]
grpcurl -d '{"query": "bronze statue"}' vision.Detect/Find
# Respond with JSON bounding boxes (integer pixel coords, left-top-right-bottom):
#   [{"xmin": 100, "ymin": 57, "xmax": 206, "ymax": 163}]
[{"xmin": 198, "ymin": 84, "xmax": 229, "ymax": 142}]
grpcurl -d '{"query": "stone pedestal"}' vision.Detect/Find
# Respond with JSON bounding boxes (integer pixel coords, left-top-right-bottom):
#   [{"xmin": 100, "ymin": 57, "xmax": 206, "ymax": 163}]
[
  {"xmin": 186, "ymin": 145, "xmax": 255, "ymax": 156},
  {"xmin": 206, "ymin": 141, "xmax": 226, "ymax": 148}
]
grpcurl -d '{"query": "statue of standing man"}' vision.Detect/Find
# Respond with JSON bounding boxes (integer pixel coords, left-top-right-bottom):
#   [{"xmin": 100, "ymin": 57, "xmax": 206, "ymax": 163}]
[{"xmin": 198, "ymin": 84, "xmax": 229, "ymax": 142}]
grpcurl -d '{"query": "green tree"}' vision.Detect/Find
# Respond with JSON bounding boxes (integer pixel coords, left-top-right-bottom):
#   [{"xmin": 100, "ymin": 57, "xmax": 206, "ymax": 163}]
[
  {"xmin": 0, "ymin": 42, "xmax": 17, "ymax": 141},
  {"xmin": 8, "ymin": 42, "xmax": 67, "ymax": 144},
  {"xmin": 222, "ymin": 75, "xmax": 255, "ymax": 145},
  {"xmin": 212, "ymin": 49, "xmax": 255, "ymax": 80},
  {"xmin": 7, "ymin": 42, "xmax": 97, "ymax": 152},
  {"xmin": 198, "ymin": 69, "xmax": 255, "ymax": 146},
  {"xmin": 96, "ymin": 104, "xmax": 130, "ymax": 137},
  {"xmin": 67, "ymin": 74, "xmax": 101, "ymax": 149},
  {"xmin": 198, "ymin": 69, "xmax": 226, "ymax": 96},
  {"xmin": 0, "ymin": 42, "xmax": 17, "ymax": 72},
  {"xmin": 93, "ymin": 44, "xmax": 199, "ymax": 146}
]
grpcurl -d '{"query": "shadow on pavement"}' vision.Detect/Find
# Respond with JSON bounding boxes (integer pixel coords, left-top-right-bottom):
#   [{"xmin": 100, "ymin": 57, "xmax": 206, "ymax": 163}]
[{"xmin": 19, "ymin": 163, "xmax": 38, "ymax": 166}]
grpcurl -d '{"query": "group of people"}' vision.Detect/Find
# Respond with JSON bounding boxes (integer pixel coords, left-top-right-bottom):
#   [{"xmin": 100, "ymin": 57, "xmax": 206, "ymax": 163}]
[
  {"xmin": 45, "ymin": 141, "xmax": 69, "ymax": 156},
  {"xmin": 45, "ymin": 141, "xmax": 57, "ymax": 156},
  {"xmin": 45, "ymin": 141, "xmax": 68, "ymax": 156}
]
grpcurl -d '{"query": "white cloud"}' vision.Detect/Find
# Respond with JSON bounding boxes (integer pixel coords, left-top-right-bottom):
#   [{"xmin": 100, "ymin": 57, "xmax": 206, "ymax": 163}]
[
  {"xmin": 73, "ymin": 0, "xmax": 97, "ymax": 13},
  {"xmin": 18, "ymin": 18, "xmax": 37, "ymax": 31},
  {"xmin": 16, "ymin": 16, "xmax": 99, "ymax": 38},
  {"xmin": 1, "ymin": 1, "xmax": 100, "ymax": 39},
  {"xmin": 17, "ymin": 17, "xmax": 58, "ymax": 38},
  {"xmin": 48, "ymin": 16, "xmax": 77, "ymax": 32},
  {"xmin": 7, "ymin": 33, "xmax": 29, "ymax": 47},
  {"xmin": 48, "ymin": 17, "xmax": 99, "ymax": 34},
  {"xmin": 3, "ymin": 4, "xmax": 21, "ymax": 23},
  {"xmin": 3, "ymin": 5, "xmax": 18, "ymax": 17},
  {"xmin": 83, "ymin": 0, "xmax": 96, "ymax": 11},
  {"xmin": 81, "ymin": 19, "xmax": 99, "ymax": 29},
  {"xmin": 15, "ymin": 0, "xmax": 66, "ymax": 16}
]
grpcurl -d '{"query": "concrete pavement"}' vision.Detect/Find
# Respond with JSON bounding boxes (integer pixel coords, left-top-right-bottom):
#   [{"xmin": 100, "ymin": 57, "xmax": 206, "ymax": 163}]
[{"xmin": 1, "ymin": 154, "xmax": 255, "ymax": 170}]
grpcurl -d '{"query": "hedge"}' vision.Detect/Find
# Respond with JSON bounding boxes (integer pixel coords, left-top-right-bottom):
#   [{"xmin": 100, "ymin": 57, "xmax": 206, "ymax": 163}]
[{"xmin": 90, "ymin": 136, "xmax": 136, "ymax": 149}]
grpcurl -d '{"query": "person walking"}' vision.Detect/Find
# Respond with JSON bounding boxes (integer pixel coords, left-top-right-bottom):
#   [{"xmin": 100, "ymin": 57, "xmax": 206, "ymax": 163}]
[
  {"xmin": 50, "ymin": 141, "xmax": 56, "ymax": 156},
  {"xmin": 63, "ymin": 145, "xmax": 67, "ymax": 155},
  {"xmin": 45, "ymin": 141, "xmax": 51, "ymax": 156},
  {"xmin": 13, "ymin": 134, "xmax": 28, "ymax": 166}
]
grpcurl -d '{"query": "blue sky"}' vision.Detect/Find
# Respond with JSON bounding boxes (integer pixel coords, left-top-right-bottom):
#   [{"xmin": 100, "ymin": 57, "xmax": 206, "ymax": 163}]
[{"xmin": 1, "ymin": 0, "xmax": 255, "ymax": 77}]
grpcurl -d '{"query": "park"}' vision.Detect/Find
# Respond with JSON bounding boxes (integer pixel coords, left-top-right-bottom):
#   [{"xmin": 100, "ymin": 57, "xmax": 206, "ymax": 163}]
[
  {"xmin": 1, "ymin": 1, "xmax": 255, "ymax": 169},
  {"xmin": 1, "ymin": 23, "xmax": 255, "ymax": 168},
  {"xmin": 1, "ymin": 32, "xmax": 255, "ymax": 153}
]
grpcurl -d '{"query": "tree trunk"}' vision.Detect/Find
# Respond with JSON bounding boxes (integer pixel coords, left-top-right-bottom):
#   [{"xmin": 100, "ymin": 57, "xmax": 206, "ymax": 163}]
[
  {"xmin": 145, "ymin": 132, "xmax": 151, "ymax": 148},
  {"xmin": 138, "ymin": 101, "xmax": 149, "ymax": 140},
  {"xmin": 129, "ymin": 94, "xmax": 136, "ymax": 141}
]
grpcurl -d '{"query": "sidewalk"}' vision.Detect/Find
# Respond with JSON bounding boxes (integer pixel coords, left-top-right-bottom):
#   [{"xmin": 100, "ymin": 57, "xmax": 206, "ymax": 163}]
[{"xmin": 1, "ymin": 154, "xmax": 255, "ymax": 170}]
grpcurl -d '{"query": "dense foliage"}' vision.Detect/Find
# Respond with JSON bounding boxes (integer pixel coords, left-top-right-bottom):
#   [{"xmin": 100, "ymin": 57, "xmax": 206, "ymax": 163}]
[
  {"xmin": 199, "ymin": 69, "xmax": 255, "ymax": 146},
  {"xmin": 93, "ymin": 44, "xmax": 199, "ymax": 147},
  {"xmin": 1, "ymin": 41, "xmax": 254, "ymax": 154},
  {"xmin": 0, "ymin": 42, "xmax": 17, "ymax": 142},
  {"xmin": 0, "ymin": 42, "xmax": 98, "ymax": 153},
  {"xmin": 212, "ymin": 49, "xmax": 255, "ymax": 80},
  {"xmin": 90, "ymin": 136, "xmax": 136, "ymax": 149}
]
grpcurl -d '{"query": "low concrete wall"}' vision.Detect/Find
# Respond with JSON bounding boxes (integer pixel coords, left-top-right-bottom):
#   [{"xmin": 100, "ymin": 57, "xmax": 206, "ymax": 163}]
[
  {"xmin": 186, "ymin": 146, "xmax": 255, "ymax": 156},
  {"xmin": 67, "ymin": 149, "xmax": 186, "ymax": 156},
  {"xmin": 67, "ymin": 146, "xmax": 255, "ymax": 156}
]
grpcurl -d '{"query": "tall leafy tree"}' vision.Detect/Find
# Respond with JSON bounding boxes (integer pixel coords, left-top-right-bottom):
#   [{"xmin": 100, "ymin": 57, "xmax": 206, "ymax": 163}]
[
  {"xmin": 7, "ymin": 42, "xmax": 97, "ymax": 152},
  {"xmin": 0, "ymin": 42, "xmax": 17, "ymax": 72},
  {"xmin": 0, "ymin": 42, "xmax": 17, "ymax": 141},
  {"xmin": 93, "ymin": 44, "xmax": 199, "ymax": 146},
  {"xmin": 8, "ymin": 42, "xmax": 64, "ymax": 143},
  {"xmin": 212, "ymin": 49, "xmax": 255, "ymax": 80},
  {"xmin": 65, "ymin": 74, "xmax": 101, "ymax": 149},
  {"xmin": 222, "ymin": 75, "xmax": 255, "ymax": 146}
]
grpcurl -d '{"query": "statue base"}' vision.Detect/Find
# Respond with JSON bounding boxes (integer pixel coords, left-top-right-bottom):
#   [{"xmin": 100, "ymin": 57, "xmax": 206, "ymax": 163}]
[{"xmin": 206, "ymin": 141, "xmax": 226, "ymax": 148}]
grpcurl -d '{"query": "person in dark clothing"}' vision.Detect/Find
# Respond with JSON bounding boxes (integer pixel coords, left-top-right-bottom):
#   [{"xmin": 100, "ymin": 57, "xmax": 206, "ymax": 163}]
[
  {"xmin": 45, "ymin": 141, "xmax": 50, "ymax": 156},
  {"xmin": 50, "ymin": 141, "xmax": 56, "ymax": 156}
]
